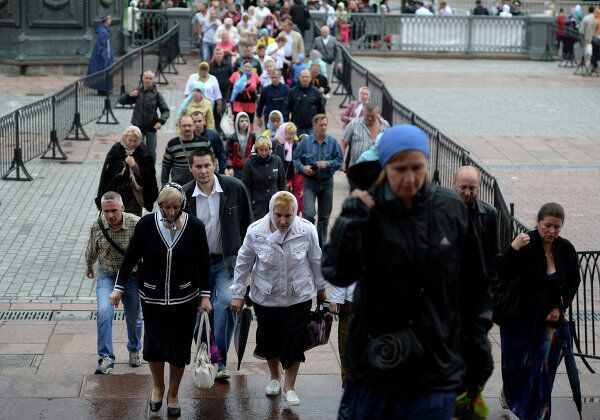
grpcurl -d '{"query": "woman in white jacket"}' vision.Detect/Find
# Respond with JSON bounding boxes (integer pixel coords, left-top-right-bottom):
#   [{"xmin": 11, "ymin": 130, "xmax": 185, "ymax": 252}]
[{"xmin": 231, "ymin": 191, "xmax": 327, "ymax": 406}]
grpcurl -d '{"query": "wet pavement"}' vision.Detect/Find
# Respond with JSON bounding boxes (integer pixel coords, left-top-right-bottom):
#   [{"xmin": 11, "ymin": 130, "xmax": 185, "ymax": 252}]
[{"xmin": 1, "ymin": 54, "xmax": 599, "ymax": 418}]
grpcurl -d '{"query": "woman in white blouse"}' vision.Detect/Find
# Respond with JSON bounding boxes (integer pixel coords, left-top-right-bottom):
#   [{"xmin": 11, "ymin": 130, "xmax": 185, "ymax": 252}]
[{"xmin": 230, "ymin": 191, "xmax": 327, "ymax": 406}]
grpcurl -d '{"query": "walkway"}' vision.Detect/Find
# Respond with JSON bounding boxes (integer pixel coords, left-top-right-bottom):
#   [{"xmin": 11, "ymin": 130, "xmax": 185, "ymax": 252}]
[{"xmin": 0, "ymin": 56, "xmax": 599, "ymax": 418}]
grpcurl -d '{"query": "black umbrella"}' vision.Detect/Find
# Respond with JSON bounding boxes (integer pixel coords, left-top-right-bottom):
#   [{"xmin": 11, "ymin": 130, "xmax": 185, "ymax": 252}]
[
  {"xmin": 234, "ymin": 307, "xmax": 253, "ymax": 370},
  {"xmin": 559, "ymin": 321, "xmax": 583, "ymax": 420}
]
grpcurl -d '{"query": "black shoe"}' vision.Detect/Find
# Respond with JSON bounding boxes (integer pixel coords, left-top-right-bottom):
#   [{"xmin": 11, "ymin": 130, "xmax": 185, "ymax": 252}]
[
  {"xmin": 148, "ymin": 399, "xmax": 162, "ymax": 412},
  {"xmin": 167, "ymin": 406, "xmax": 181, "ymax": 417}
]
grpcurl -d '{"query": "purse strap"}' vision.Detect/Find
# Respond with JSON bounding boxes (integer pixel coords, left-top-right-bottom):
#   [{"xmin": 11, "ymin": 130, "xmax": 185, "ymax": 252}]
[
  {"xmin": 97, "ymin": 215, "xmax": 125, "ymax": 255},
  {"xmin": 194, "ymin": 312, "xmax": 212, "ymax": 364}
]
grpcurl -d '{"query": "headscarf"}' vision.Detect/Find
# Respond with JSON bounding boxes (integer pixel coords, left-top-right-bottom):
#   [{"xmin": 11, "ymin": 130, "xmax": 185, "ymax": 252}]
[
  {"xmin": 179, "ymin": 82, "xmax": 204, "ymax": 114},
  {"xmin": 273, "ymin": 122, "xmax": 295, "ymax": 161},
  {"xmin": 197, "ymin": 61, "xmax": 210, "ymax": 81},
  {"xmin": 267, "ymin": 191, "xmax": 298, "ymax": 244},
  {"xmin": 266, "ymin": 110, "xmax": 284, "ymax": 139},
  {"xmin": 377, "ymin": 124, "xmax": 430, "ymax": 167}
]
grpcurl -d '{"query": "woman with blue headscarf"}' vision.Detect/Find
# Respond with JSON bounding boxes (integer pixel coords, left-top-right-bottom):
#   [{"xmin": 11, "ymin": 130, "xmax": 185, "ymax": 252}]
[{"xmin": 322, "ymin": 125, "xmax": 494, "ymax": 419}]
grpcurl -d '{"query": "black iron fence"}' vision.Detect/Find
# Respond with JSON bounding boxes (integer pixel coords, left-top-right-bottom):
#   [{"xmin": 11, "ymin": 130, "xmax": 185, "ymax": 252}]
[
  {"xmin": 0, "ymin": 23, "xmax": 181, "ymax": 181},
  {"xmin": 336, "ymin": 46, "xmax": 599, "ymax": 370}
]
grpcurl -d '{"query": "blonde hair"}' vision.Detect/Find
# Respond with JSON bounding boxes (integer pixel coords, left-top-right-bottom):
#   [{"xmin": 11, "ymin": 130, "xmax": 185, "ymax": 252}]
[
  {"xmin": 122, "ymin": 125, "xmax": 142, "ymax": 140},
  {"xmin": 285, "ymin": 122, "xmax": 297, "ymax": 137},
  {"xmin": 157, "ymin": 185, "xmax": 185, "ymax": 206},
  {"xmin": 273, "ymin": 191, "xmax": 295, "ymax": 212},
  {"xmin": 253, "ymin": 136, "xmax": 272, "ymax": 152}
]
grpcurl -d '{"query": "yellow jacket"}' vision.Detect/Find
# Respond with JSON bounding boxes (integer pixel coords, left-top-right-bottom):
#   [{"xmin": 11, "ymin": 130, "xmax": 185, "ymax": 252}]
[{"xmin": 181, "ymin": 98, "xmax": 215, "ymax": 129}]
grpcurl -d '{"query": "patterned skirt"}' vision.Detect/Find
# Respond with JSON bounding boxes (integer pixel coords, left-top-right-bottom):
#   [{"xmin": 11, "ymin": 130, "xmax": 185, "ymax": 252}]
[{"xmin": 500, "ymin": 321, "xmax": 565, "ymax": 420}]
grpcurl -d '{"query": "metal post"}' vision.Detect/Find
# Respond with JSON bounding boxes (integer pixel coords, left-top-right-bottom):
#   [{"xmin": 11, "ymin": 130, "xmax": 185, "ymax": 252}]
[
  {"xmin": 65, "ymin": 82, "xmax": 90, "ymax": 141},
  {"xmin": 41, "ymin": 96, "xmax": 67, "ymax": 160},
  {"xmin": 2, "ymin": 110, "xmax": 33, "ymax": 181}
]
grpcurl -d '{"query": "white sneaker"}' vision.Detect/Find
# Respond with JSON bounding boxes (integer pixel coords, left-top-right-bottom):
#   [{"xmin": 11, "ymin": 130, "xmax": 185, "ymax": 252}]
[
  {"xmin": 265, "ymin": 379, "xmax": 281, "ymax": 396},
  {"xmin": 284, "ymin": 390, "xmax": 300, "ymax": 405},
  {"xmin": 215, "ymin": 370, "xmax": 231, "ymax": 380}
]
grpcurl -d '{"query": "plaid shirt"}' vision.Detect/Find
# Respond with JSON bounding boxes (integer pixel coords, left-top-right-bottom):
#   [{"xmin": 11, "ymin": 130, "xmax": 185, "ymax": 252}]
[
  {"xmin": 343, "ymin": 116, "xmax": 390, "ymax": 167},
  {"xmin": 85, "ymin": 212, "xmax": 140, "ymax": 276}
]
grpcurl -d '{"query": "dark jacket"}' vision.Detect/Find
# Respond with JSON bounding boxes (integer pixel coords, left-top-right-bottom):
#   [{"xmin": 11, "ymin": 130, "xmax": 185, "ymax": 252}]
[
  {"xmin": 242, "ymin": 153, "xmax": 287, "ymax": 219},
  {"xmin": 196, "ymin": 127, "xmax": 227, "ymax": 174},
  {"xmin": 96, "ymin": 142, "xmax": 158, "ymax": 214},
  {"xmin": 289, "ymin": 2, "xmax": 310, "ymax": 31},
  {"xmin": 310, "ymin": 73, "xmax": 330, "ymax": 95},
  {"xmin": 284, "ymin": 84, "xmax": 325, "ymax": 130},
  {"xmin": 322, "ymin": 182, "xmax": 493, "ymax": 393},
  {"xmin": 469, "ymin": 198, "xmax": 500, "ymax": 273},
  {"xmin": 472, "ymin": 4, "xmax": 490, "ymax": 15},
  {"xmin": 115, "ymin": 213, "xmax": 211, "ymax": 304},
  {"xmin": 118, "ymin": 85, "xmax": 170, "ymax": 133},
  {"xmin": 182, "ymin": 174, "xmax": 254, "ymax": 276},
  {"xmin": 273, "ymin": 140, "xmax": 297, "ymax": 181},
  {"xmin": 493, "ymin": 229, "xmax": 580, "ymax": 329},
  {"xmin": 256, "ymin": 82, "xmax": 290, "ymax": 121},
  {"xmin": 210, "ymin": 59, "xmax": 233, "ymax": 103}
]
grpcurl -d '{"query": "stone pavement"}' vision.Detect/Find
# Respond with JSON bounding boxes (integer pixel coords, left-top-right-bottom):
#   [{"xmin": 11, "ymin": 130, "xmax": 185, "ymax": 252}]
[
  {"xmin": 355, "ymin": 56, "xmax": 600, "ymax": 251},
  {"xmin": 0, "ymin": 56, "xmax": 599, "ymax": 418}
]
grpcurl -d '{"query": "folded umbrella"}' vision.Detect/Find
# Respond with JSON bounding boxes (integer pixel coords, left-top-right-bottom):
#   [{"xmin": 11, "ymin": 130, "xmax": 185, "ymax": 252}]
[
  {"xmin": 234, "ymin": 307, "xmax": 253, "ymax": 370},
  {"xmin": 559, "ymin": 321, "xmax": 583, "ymax": 420}
]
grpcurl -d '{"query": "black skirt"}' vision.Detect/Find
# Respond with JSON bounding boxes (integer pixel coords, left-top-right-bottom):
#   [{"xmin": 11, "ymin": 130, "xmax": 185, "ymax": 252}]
[
  {"xmin": 253, "ymin": 300, "xmax": 311, "ymax": 369},
  {"xmin": 141, "ymin": 298, "xmax": 199, "ymax": 367}
]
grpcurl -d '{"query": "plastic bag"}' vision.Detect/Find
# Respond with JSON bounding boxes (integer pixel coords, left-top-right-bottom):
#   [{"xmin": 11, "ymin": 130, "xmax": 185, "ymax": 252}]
[{"xmin": 220, "ymin": 107, "xmax": 235, "ymax": 137}]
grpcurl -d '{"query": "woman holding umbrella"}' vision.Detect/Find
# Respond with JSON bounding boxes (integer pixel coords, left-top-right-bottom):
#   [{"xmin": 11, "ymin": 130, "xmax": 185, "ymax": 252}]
[
  {"xmin": 494, "ymin": 202, "xmax": 581, "ymax": 419},
  {"xmin": 230, "ymin": 191, "xmax": 327, "ymax": 406}
]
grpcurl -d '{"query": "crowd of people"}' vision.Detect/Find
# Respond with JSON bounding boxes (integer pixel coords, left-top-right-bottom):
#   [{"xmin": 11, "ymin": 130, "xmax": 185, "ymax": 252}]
[{"xmin": 85, "ymin": 1, "xmax": 583, "ymax": 419}]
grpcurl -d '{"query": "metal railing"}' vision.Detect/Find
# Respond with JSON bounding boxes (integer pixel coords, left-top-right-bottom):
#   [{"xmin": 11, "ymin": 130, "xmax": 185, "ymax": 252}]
[
  {"xmin": 336, "ymin": 46, "xmax": 599, "ymax": 370},
  {"xmin": 0, "ymin": 23, "xmax": 181, "ymax": 181},
  {"xmin": 312, "ymin": 13, "xmax": 530, "ymax": 53},
  {"xmin": 430, "ymin": 0, "xmax": 600, "ymax": 15}
]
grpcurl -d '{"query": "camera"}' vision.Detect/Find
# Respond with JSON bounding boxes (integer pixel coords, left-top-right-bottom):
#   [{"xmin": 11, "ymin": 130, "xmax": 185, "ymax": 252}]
[{"xmin": 310, "ymin": 163, "xmax": 318, "ymax": 171}]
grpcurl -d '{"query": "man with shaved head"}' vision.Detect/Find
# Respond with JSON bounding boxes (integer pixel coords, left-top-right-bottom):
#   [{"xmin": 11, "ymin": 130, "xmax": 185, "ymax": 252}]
[
  {"xmin": 284, "ymin": 69, "xmax": 325, "ymax": 136},
  {"xmin": 453, "ymin": 166, "xmax": 500, "ymax": 271},
  {"xmin": 118, "ymin": 70, "xmax": 170, "ymax": 162}
]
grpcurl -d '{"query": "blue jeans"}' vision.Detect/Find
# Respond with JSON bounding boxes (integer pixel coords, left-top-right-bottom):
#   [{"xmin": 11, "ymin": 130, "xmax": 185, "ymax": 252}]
[
  {"xmin": 142, "ymin": 131, "xmax": 157, "ymax": 163},
  {"xmin": 202, "ymin": 42, "xmax": 216, "ymax": 62},
  {"xmin": 96, "ymin": 271, "xmax": 142, "ymax": 362},
  {"xmin": 302, "ymin": 177, "xmax": 334, "ymax": 247},
  {"xmin": 339, "ymin": 382, "xmax": 456, "ymax": 420},
  {"xmin": 207, "ymin": 259, "xmax": 237, "ymax": 371}
]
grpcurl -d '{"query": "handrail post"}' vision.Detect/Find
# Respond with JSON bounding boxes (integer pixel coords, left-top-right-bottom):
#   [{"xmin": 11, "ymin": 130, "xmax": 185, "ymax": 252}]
[
  {"xmin": 65, "ymin": 82, "xmax": 90, "ymax": 141},
  {"xmin": 41, "ymin": 95, "xmax": 67, "ymax": 160},
  {"xmin": 2, "ymin": 110, "xmax": 33, "ymax": 181}
]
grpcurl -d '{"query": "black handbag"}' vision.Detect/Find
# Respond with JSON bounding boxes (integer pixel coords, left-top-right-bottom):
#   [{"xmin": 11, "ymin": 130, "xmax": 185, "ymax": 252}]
[{"xmin": 491, "ymin": 276, "xmax": 526, "ymax": 327}]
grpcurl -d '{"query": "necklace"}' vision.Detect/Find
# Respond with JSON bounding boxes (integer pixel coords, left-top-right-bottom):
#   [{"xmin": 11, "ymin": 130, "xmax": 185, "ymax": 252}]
[{"xmin": 545, "ymin": 252, "xmax": 553, "ymax": 259}]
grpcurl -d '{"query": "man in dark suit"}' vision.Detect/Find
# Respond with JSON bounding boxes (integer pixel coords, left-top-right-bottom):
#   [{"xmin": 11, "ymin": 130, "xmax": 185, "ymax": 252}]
[{"xmin": 453, "ymin": 166, "xmax": 500, "ymax": 272}]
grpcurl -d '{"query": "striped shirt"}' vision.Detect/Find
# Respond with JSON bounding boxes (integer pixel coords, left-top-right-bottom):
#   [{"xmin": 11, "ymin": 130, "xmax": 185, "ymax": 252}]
[
  {"xmin": 85, "ymin": 212, "xmax": 140, "ymax": 276},
  {"xmin": 161, "ymin": 135, "xmax": 213, "ymax": 186}
]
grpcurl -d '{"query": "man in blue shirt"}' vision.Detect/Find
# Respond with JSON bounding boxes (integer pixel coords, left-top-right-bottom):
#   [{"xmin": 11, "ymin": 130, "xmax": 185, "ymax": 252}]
[
  {"xmin": 256, "ymin": 69, "xmax": 290, "ymax": 128},
  {"xmin": 293, "ymin": 114, "xmax": 343, "ymax": 246}
]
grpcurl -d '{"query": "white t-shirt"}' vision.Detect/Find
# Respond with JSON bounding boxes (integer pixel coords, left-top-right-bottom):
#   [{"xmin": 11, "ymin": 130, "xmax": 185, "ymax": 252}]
[{"xmin": 184, "ymin": 73, "xmax": 223, "ymax": 102}]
